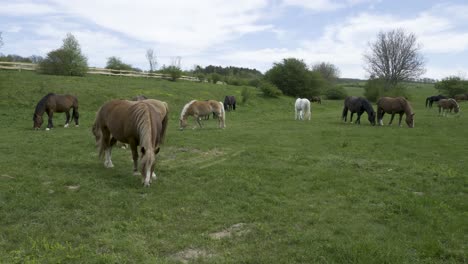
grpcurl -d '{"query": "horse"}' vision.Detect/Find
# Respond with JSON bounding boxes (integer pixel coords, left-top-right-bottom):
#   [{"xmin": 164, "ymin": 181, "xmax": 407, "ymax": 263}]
[
  {"xmin": 454, "ymin": 93, "xmax": 468, "ymax": 102},
  {"xmin": 342, "ymin": 96, "xmax": 376, "ymax": 125},
  {"xmin": 132, "ymin": 95, "xmax": 148, "ymax": 101},
  {"xmin": 425, "ymin": 94, "xmax": 447, "ymax": 108},
  {"xmin": 376, "ymin": 97, "xmax": 415, "ymax": 128},
  {"xmin": 92, "ymin": 99, "xmax": 169, "ymax": 187},
  {"xmin": 437, "ymin": 98, "xmax": 460, "ymax": 116},
  {"xmin": 310, "ymin": 96, "xmax": 322, "ymax": 104},
  {"xmin": 179, "ymin": 100, "xmax": 225, "ymax": 129},
  {"xmin": 33, "ymin": 93, "xmax": 79, "ymax": 130},
  {"xmin": 223, "ymin": 95, "xmax": 236, "ymax": 111},
  {"xmin": 295, "ymin": 98, "xmax": 311, "ymax": 120}
]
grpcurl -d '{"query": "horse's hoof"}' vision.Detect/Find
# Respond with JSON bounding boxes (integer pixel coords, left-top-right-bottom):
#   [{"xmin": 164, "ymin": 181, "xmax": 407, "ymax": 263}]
[
  {"xmin": 64, "ymin": 124, "xmax": 69, "ymax": 128},
  {"xmin": 133, "ymin": 171, "xmax": 140, "ymax": 176},
  {"xmin": 45, "ymin": 128, "xmax": 50, "ymax": 131},
  {"xmin": 75, "ymin": 125, "xmax": 79, "ymax": 127},
  {"xmin": 151, "ymin": 172, "xmax": 157, "ymax": 179}
]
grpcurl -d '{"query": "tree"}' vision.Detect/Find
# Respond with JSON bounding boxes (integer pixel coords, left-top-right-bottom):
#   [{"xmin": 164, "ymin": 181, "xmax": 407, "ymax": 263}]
[
  {"xmin": 363, "ymin": 29, "xmax": 425, "ymax": 88},
  {"xmin": 105, "ymin": 56, "xmax": 133, "ymax": 72},
  {"xmin": 265, "ymin": 58, "xmax": 322, "ymax": 98},
  {"xmin": 435, "ymin": 76, "xmax": 468, "ymax": 97},
  {"xmin": 311, "ymin": 62, "xmax": 340, "ymax": 83},
  {"xmin": 0, "ymin": 32, "xmax": 3, "ymax": 50},
  {"xmin": 146, "ymin": 49, "xmax": 157, "ymax": 72},
  {"xmin": 38, "ymin": 33, "xmax": 88, "ymax": 76}
]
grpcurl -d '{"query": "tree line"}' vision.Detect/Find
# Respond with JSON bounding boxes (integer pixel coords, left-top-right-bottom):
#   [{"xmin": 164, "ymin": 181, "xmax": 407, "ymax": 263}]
[{"xmin": 1, "ymin": 30, "xmax": 466, "ymax": 100}]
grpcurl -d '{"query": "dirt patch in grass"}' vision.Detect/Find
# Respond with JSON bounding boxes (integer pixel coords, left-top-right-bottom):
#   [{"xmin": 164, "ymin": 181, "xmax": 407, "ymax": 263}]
[
  {"xmin": 209, "ymin": 223, "xmax": 249, "ymax": 240},
  {"xmin": 171, "ymin": 248, "xmax": 213, "ymax": 263}
]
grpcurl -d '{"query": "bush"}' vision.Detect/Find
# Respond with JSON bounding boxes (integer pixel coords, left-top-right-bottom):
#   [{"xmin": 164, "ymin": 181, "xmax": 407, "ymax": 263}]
[
  {"xmin": 161, "ymin": 66, "xmax": 182, "ymax": 81},
  {"xmin": 259, "ymin": 81, "xmax": 282, "ymax": 98},
  {"xmin": 241, "ymin": 87, "xmax": 251, "ymax": 104},
  {"xmin": 211, "ymin": 73, "xmax": 222, "ymax": 84},
  {"xmin": 325, "ymin": 86, "xmax": 347, "ymax": 100},
  {"xmin": 435, "ymin": 76, "xmax": 468, "ymax": 97},
  {"xmin": 105, "ymin": 56, "xmax": 133, "ymax": 73},
  {"xmin": 265, "ymin": 58, "xmax": 322, "ymax": 98},
  {"xmin": 248, "ymin": 78, "xmax": 261, "ymax": 87},
  {"xmin": 38, "ymin": 33, "xmax": 88, "ymax": 76}
]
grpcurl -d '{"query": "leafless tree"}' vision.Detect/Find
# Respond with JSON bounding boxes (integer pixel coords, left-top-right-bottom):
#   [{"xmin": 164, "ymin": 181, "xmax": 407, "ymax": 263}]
[
  {"xmin": 171, "ymin": 56, "xmax": 181, "ymax": 68},
  {"xmin": 363, "ymin": 29, "xmax": 425, "ymax": 87},
  {"xmin": 146, "ymin": 49, "xmax": 157, "ymax": 72},
  {"xmin": 311, "ymin": 62, "xmax": 340, "ymax": 83}
]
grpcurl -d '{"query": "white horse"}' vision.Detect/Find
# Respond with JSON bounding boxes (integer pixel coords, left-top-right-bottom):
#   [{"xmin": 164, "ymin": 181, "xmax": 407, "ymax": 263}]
[{"xmin": 295, "ymin": 98, "xmax": 311, "ymax": 120}]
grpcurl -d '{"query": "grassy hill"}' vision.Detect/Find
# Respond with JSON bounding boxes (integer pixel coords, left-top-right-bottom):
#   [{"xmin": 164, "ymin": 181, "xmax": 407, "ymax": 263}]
[{"xmin": 0, "ymin": 70, "xmax": 466, "ymax": 263}]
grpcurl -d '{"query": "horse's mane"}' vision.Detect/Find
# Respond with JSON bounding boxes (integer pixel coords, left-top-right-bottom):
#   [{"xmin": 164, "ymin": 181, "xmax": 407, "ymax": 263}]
[
  {"xmin": 360, "ymin": 98, "xmax": 374, "ymax": 113},
  {"xmin": 398, "ymin": 97, "xmax": 414, "ymax": 114},
  {"xmin": 180, "ymin": 100, "xmax": 196, "ymax": 120},
  {"xmin": 34, "ymin": 93, "xmax": 55, "ymax": 115}
]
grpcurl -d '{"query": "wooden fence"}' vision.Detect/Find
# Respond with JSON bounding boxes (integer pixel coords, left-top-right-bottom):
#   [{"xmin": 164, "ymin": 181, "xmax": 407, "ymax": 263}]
[{"xmin": 0, "ymin": 61, "xmax": 200, "ymax": 82}]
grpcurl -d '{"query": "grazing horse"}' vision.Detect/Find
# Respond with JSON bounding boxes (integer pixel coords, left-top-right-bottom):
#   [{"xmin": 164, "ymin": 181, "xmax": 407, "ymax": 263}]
[
  {"xmin": 295, "ymin": 98, "xmax": 311, "ymax": 120},
  {"xmin": 179, "ymin": 100, "xmax": 225, "ymax": 129},
  {"xmin": 342, "ymin": 96, "xmax": 376, "ymax": 125},
  {"xmin": 132, "ymin": 95, "xmax": 148, "ymax": 101},
  {"xmin": 92, "ymin": 99, "xmax": 169, "ymax": 187},
  {"xmin": 33, "ymin": 93, "xmax": 79, "ymax": 130},
  {"xmin": 223, "ymin": 95, "xmax": 236, "ymax": 111},
  {"xmin": 377, "ymin": 97, "xmax": 415, "ymax": 128},
  {"xmin": 437, "ymin": 98, "xmax": 460, "ymax": 116},
  {"xmin": 310, "ymin": 96, "xmax": 322, "ymax": 104},
  {"xmin": 454, "ymin": 93, "xmax": 468, "ymax": 102},
  {"xmin": 425, "ymin": 94, "xmax": 447, "ymax": 108}
]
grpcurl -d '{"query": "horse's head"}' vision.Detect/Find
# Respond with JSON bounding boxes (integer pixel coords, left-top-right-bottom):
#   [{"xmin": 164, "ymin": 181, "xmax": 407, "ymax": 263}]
[
  {"xmin": 179, "ymin": 118, "xmax": 187, "ymax": 130},
  {"xmin": 368, "ymin": 111, "xmax": 376, "ymax": 126},
  {"xmin": 406, "ymin": 113, "xmax": 415, "ymax": 128},
  {"xmin": 32, "ymin": 114, "xmax": 43, "ymax": 129}
]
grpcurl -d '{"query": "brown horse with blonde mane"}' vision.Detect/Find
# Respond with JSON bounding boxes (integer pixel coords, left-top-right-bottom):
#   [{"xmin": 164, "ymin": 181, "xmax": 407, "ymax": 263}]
[
  {"xmin": 33, "ymin": 93, "xmax": 79, "ymax": 130},
  {"xmin": 377, "ymin": 97, "xmax": 415, "ymax": 128},
  {"xmin": 179, "ymin": 100, "xmax": 225, "ymax": 129},
  {"xmin": 92, "ymin": 99, "xmax": 169, "ymax": 187},
  {"xmin": 437, "ymin": 98, "xmax": 460, "ymax": 116}
]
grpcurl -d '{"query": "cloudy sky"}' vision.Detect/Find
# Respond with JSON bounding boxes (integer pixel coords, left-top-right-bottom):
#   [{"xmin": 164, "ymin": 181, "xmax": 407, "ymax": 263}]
[{"xmin": 1, "ymin": 0, "xmax": 467, "ymax": 79}]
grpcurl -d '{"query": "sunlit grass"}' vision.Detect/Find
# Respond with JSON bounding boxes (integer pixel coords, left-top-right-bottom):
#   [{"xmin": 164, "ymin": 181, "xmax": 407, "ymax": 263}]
[{"xmin": 0, "ymin": 70, "xmax": 466, "ymax": 263}]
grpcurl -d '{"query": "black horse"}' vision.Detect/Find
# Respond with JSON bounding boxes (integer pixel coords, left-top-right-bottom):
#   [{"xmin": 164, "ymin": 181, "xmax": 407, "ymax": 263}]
[
  {"xmin": 342, "ymin": 96, "xmax": 376, "ymax": 125},
  {"xmin": 223, "ymin": 95, "xmax": 236, "ymax": 111},
  {"xmin": 33, "ymin": 93, "xmax": 79, "ymax": 130},
  {"xmin": 425, "ymin": 94, "xmax": 447, "ymax": 108}
]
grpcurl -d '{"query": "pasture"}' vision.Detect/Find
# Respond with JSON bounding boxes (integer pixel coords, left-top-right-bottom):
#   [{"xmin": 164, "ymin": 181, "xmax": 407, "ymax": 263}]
[{"xmin": 0, "ymin": 70, "xmax": 466, "ymax": 263}]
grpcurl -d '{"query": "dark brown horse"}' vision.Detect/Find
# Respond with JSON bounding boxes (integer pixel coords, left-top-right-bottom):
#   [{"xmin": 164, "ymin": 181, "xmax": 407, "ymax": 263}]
[
  {"xmin": 179, "ymin": 100, "xmax": 225, "ymax": 129},
  {"xmin": 425, "ymin": 94, "xmax": 447, "ymax": 108},
  {"xmin": 342, "ymin": 96, "xmax": 376, "ymax": 125},
  {"xmin": 310, "ymin": 96, "xmax": 322, "ymax": 104},
  {"xmin": 33, "ymin": 93, "xmax": 79, "ymax": 130},
  {"xmin": 454, "ymin": 94, "xmax": 468, "ymax": 102},
  {"xmin": 223, "ymin": 95, "xmax": 236, "ymax": 111},
  {"xmin": 377, "ymin": 97, "xmax": 415, "ymax": 128},
  {"xmin": 92, "ymin": 99, "xmax": 169, "ymax": 186},
  {"xmin": 437, "ymin": 98, "xmax": 460, "ymax": 116}
]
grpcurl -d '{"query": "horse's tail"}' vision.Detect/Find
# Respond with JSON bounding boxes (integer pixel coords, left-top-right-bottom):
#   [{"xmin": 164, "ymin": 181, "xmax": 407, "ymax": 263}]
[
  {"xmin": 159, "ymin": 102, "xmax": 169, "ymax": 144},
  {"xmin": 92, "ymin": 107, "xmax": 105, "ymax": 159},
  {"xmin": 342, "ymin": 106, "xmax": 348, "ymax": 121},
  {"xmin": 71, "ymin": 96, "xmax": 79, "ymax": 124},
  {"xmin": 133, "ymin": 103, "xmax": 156, "ymax": 185},
  {"xmin": 219, "ymin": 101, "xmax": 226, "ymax": 128},
  {"xmin": 425, "ymin": 97, "xmax": 430, "ymax": 108}
]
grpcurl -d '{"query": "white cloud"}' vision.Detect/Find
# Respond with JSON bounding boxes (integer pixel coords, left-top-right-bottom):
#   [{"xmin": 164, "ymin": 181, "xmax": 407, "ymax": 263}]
[
  {"xmin": 49, "ymin": 0, "xmax": 272, "ymax": 53},
  {"xmin": 282, "ymin": 0, "xmax": 378, "ymax": 11},
  {"xmin": 0, "ymin": 1, "xmax": 56, "ymax": 15}
]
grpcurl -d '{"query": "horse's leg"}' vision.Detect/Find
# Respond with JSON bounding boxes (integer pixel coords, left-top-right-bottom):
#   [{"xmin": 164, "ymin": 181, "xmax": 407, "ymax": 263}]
[
  {"xmin": 73, "ymin": 107, "xmax": 79, "ymax": 127},
  {"xmin": 46, "ymin": 111, "xmax": 54, "ymax": 130},
  {"xmin": 398, "ymin": 113, "xmax": 403, "ymax": 127},
  {"xmin": 64, "ymin": 111, "xmax": 70, "ymax": 128},
  {"xmin": 377, "ymin": 108, "xmax": 384, "ymax": 126},
  {"xmin": 350, "ymin": 112, "xmax": 354, "ymax": 123},
  {"xmin": 388, "ymin": 113, "xmax": 395, "ymax": 125},
  {"xmin": 130, "ymin": 142, "xmax": 139, "ymax": 176},
  {"xmin": 295, "ymin": 107, "xmax": 298, "ymax": 120},
  {"xmin": 342, "ymin": 107, "xmax": 348, "ymax": 122},
  {"xmin": 356, "ymin": 112, "xmax": 362, "ymax": 124},
  {"xmin": 195, "ymin": 115, "xmax": 203, "ymax": 128},
  {"xmin": 102, "ymin": 131, "xmax": 114, "ymax": 168}
]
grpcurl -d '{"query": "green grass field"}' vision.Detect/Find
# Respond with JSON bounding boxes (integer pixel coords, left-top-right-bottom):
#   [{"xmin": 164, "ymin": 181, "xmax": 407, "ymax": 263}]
[{"xmin": 0, "ymin": 70, "xmax": 466, "ymax": 263}]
